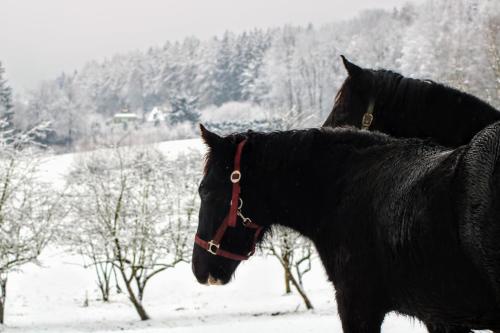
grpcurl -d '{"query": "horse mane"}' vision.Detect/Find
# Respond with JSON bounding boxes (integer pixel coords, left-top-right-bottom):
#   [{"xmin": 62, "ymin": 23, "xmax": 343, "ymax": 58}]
[
  {"xmin": 328, "ymin": 66, "xmax": 500, "ymax": 147},
  {"xmin": 370, "ymin": 69, "xmax": 431, "ymax": 115},
  {"xmin": 215, "ymin": 127, "xmax": 432, "ymax": 173},
  {"xmin": 242, "ymin": 127, "xmax": 395, "ymax": 152},
  {"xmin": 332, "ymin": 67, "xmax": 499, "ymax": 125},
  {"xmin": 369, "ymin": 69, "xmax": 498, "ymax": 118},
  {"xmin": 203, "ymin": 125, "xmax": 445, "ymax": 180}
]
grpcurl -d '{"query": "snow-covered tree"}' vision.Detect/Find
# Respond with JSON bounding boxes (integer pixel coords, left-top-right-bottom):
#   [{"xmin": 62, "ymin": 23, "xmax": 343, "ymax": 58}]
[
  {"xmin": 399, "ymin": 0, "xmax": 498, "ymax": 106},
  {"xmin": 65, "ymin": 146, "xmax": 201, "ymax": 320},
  {"xmin": 0, "ymin": 128, "xmax": 62, "ymax": 324},
  {"xmin": 0, "ymin": 62, "xmax": 13, "ymax": 122},
  {"xmin": 483, "ymin": 2, "xmax": 500, "ymax": 106},
  {"xmin": 18, "ymin": 0, "xmax": 500, "ymax": 149},
  {"xmin": 0, "ymin": 62, "xmax": 16, "ymax": 144},
  {"xmin": 169, "ymin": 94, "xmax": 199, "ymax": 125}
]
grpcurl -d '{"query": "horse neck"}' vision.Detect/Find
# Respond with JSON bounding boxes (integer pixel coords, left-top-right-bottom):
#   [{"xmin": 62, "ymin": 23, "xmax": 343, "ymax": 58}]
[
  {"xmin": 243, "ymin": 131, "xmax": 344, "ymax": 238},
  {"xmin": 379, "ymin": 81, "xmax": 500, "ymax": 147}
]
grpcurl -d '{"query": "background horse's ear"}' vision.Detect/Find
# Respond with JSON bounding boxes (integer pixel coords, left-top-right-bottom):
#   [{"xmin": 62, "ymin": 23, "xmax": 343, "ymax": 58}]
[
  {"xmin": 340, "ymin": 55, "xmax": 363, "ymax": 78},
  {"xmin": 340, "ymin": 55, "xmax": 372, "ymax": 92},
  {"xmin": 200, "ymin": 124, "xmax": 223, "ymax": 148}
]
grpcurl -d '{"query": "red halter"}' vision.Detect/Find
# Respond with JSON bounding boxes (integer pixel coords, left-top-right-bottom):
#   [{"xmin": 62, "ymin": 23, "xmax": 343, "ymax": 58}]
[{"xmin": 194, "ymin": 140, "xmax": 263, "ymax": 261}]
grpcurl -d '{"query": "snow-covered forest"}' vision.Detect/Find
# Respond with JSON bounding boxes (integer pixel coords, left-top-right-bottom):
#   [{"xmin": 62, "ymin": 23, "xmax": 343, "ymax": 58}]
[
  {"xmin": 4, "ymin": 0, "xmax": 499, "ymax": 152},
  {"xmin": 0, "ymin": 0, "xmax": 498, "ymax": 331}
]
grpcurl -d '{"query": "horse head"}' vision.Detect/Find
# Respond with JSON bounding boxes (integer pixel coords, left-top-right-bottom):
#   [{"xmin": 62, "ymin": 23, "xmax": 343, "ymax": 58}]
[
  {"xmin": 192, "ymin": 125, "xmax": 267, "ymax": 285},
  {"xmin": 324, "ymin": 56, "xmax": 376, "ymax": 130}
]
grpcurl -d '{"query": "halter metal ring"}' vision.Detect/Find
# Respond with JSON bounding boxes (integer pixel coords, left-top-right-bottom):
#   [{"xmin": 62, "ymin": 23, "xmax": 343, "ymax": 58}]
[
  {"xmin": 207, "ymin": 240, "xmax": 220, "ymax": 255},
  {"xmin": 230, "ymin": 170, "xmax": 241, "ymax": 183},
  {"xmin": 231, "ymin": 198, "xmax": 243, "ymax": 209},
  {"xmin": 361, "ymin": 113, "xmax": 373, "ymax": 130}
]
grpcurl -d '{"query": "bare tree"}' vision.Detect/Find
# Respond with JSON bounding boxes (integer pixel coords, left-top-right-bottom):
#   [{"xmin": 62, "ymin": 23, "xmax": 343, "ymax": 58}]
[
  {"xmin": 66, "ymin": 146, "xmax": 200, "ymax": 320},
  {"xmin": 0, "ymin": 125, "xmax": 61, "ymax": 324},
  {"xmin": 263, "ymin": 226, "xmax": 314, "ymax": 310}
]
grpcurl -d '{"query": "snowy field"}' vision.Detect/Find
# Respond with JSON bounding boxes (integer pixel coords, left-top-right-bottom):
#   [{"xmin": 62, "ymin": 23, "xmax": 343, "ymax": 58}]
[
  {"xmin": 5, "ymin": 253, "xmax": 428, "ymax": 333},
  {"xmin": 3, "ymin": 139, "xmax": 428, "ymax": 332}
]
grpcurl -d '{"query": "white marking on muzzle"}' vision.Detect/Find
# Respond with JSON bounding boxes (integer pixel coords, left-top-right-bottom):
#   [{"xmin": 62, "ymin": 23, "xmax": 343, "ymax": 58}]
[{"xmin": 207, "ymin": 274, "xmax": 223, "ymax": 286}]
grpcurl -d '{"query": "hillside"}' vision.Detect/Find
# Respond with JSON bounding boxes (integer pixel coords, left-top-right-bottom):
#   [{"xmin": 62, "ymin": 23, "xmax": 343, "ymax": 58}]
[{"xmin": 11, "ymin": 0, "xmax": 499, "ymax": 151}]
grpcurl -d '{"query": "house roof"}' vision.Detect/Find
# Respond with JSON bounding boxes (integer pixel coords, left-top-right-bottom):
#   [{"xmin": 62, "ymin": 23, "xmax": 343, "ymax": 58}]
[{"xmin": 114, "ymin": 113, "xmax": 139, "ymax": 119}]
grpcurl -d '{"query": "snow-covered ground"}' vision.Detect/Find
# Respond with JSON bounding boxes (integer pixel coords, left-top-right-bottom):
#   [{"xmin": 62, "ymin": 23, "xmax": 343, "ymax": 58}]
[
  {"xmin": 5, "ymin": 252, "xmax": 427, "ymax": 333},
  {"xmin": 2, "ymin": 139, "xmax": 428, "ymax": 332}
]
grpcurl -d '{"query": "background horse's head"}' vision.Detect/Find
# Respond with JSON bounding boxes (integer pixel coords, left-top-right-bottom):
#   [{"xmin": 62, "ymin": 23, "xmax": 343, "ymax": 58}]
[
  {"xmin": 323, "ymin": 56, "xmax": 437, "ymax": 136},
  {"xmin": 323, "ymin": 56, "xmax": 500, "ymax": 147},
  {"xmin": 323, "ymin": 56, "xmax": 378, "ymax": 129},
  {"xmin": 192, "ymin": 126, "xmax": 267, "ymax": 286},
  {"xmin": 323, "ymin": 56, "xmax": 420, "ymax": 134}
]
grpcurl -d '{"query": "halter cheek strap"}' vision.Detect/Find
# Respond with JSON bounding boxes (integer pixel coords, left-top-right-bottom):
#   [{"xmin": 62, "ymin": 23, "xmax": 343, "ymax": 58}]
[
  {"xmin": 194, "ymin": 140, "xmax": 263, "ymax": 261},
  {"xmin": 361, "ymin": 99, "xmax": 376, "ymax": 130}
]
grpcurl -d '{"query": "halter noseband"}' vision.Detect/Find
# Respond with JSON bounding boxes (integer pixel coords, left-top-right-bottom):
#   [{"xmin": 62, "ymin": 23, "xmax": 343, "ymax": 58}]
[
  {"xmin": 194, "ymin": 140, "xmax": 263, "ymax": 261},
  {"xmin": 361, "ymin": 99, "xmax": 375, "ymax": 130}
]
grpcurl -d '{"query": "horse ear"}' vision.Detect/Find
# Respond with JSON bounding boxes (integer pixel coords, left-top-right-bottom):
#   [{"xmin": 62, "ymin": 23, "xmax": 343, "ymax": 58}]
[
  {"xmin": 200, "ymin": 124, "xmax": 223, "ymax": 148},
  {"xmin": 340, "ymin": 55, "xmax": 363, "ymax": 78},
  {"xmin": 340, "ymin": 55, "xmax": 372, "ymax": 92}
]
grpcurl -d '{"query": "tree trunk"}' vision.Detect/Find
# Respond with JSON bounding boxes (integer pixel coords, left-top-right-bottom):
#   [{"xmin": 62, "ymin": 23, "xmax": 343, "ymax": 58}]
[
  {"xmin": 137, "ymin": 284, "xmax": 145, "ymax": 302},
  {"xmin": 283, "ymin": 253, "xmax": 292, "ymax": 294},
  {"xmin": 123, "ymin": 279, "xmax": 149, "ymax": 320},
  {"xmin": 95, "ymin": 262, "xmax": 111, "ymax": 302},
  {"xmin": 128, "ymin": 294, "xmax": 149, "ymax": 321},
  {"xmin": 113, "ymin": 267, "xmax": 122, "ymax": 294},
  {"xmin": 116, "ymin": 267, "xmax": 149, "ymax": 321},
  {"xmin": 0, "ymin": 276, "xmax": 7, "ymax": 324},
  {"xmin": 0, "ymin": 299, "xmax": 4, "ymax": 325},
  {"xmin": 282, "ymin": 232, "xmax": 292, "ymax": 294},
  {"xmin": 286, "ymin": 266, "xmax": 314, "ymax": 310},
  {"xmin": 98, "ymin": 282, "xmax": 110, "ymax": 302},
  {"xmin": 278, "ymin": 257, "xmax": 313, "ymax": 310}
]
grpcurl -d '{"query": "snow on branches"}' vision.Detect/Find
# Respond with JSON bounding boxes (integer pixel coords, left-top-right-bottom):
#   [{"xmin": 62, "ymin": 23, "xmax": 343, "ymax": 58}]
[
  {"xmin": 65, "ymin": 145, "xmax": 201, "ymax": 320},
  {"xmin": 0, "ymin": 131, "xmax": 62, "ymax": 323}
]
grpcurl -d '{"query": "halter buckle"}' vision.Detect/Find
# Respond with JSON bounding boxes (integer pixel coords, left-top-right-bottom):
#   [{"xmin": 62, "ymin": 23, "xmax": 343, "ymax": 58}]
[
  {"xmin": 241, "ymin": 217, "xmax": 253, "ymax": 227},
  {"xmin": 207, "ymin": 240, "xmax": 220, "ymax": 255},
  {"xmin": 361, "ymin": 113, "xmax": 373, "ymax": 130},
  {"xmin": 230, "ymin": 170, "xmax": 241, "ymax": 183}
]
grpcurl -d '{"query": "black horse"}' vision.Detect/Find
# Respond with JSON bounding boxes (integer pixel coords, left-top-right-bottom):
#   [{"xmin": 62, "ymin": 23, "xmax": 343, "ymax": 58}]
[
  {"xmin": 192, "ymin": 123, "xmax": 500, "ymax": 333},
  {"xmin": 322, "ymin": 57, "xmax": 500, "ymax": 333},
  {"xmin": 323, "ymin": 56, "xmax": 500, "ymax": 148}
]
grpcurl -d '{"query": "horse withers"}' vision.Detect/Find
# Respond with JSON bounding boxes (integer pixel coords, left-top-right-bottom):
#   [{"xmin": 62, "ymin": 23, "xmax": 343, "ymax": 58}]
[{"xmin": 192, "ymin": 123, "xmax": 500, "ymax": 333}]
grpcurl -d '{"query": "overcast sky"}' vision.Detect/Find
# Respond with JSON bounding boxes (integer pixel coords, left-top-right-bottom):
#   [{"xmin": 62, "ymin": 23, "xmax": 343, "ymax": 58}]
[{"xmin": 0, "ymin": 0, "xmax": 420, "ymax": 92}]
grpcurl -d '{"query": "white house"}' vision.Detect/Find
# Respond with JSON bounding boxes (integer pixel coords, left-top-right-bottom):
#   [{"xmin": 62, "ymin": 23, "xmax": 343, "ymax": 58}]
[
  {"xmin": 113, "ymin": 111, "xmax": 140, "ymax": 124},
  {"xmin": 145, "ymin": 106, "xmax": 170, "ymax": 123}
]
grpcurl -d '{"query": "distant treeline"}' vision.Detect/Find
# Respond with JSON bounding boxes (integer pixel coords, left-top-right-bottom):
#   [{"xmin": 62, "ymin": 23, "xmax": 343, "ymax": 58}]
[{"xmin": 3, "ymin": 0, "xmax": 499, "ymax": 150}]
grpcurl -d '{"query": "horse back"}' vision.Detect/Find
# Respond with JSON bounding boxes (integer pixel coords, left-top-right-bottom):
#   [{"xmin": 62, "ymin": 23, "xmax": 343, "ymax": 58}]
[
  {"xmin": 326, "ymin": 137, "xmax": 500, "ymax": 327},
  {"xmin": 456, "ymin": 121, "xmax": 500, "ymax": 294}
]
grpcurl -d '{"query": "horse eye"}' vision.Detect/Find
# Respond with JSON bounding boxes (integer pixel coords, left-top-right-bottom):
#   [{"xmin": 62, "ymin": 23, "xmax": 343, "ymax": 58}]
[
  {"xmin": 198, "ymin": 182, "xmax": 208, "ymax": 198},
  {"xmin": 199, "ymin": 191, "xmax": 208, "ymax": 201},
  {"xmin": 198, "ymin": 182, "xmax": 216, "ymax": 201}
]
